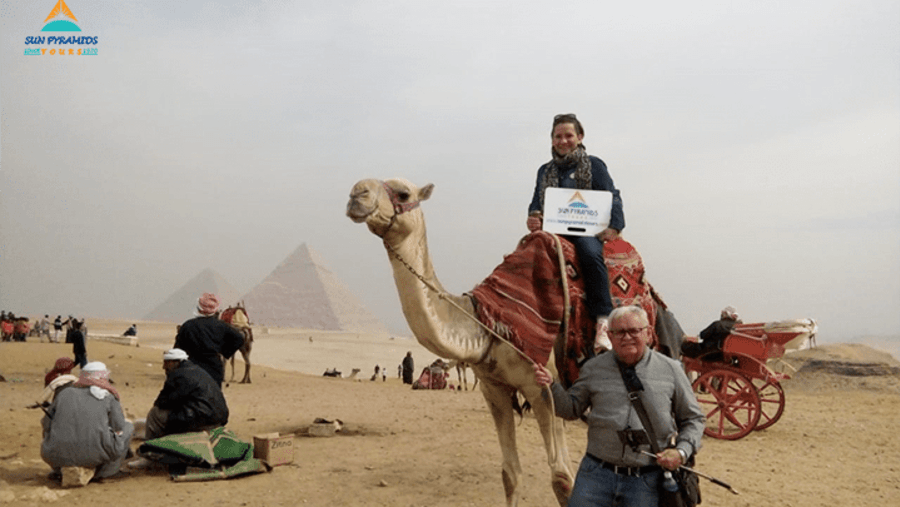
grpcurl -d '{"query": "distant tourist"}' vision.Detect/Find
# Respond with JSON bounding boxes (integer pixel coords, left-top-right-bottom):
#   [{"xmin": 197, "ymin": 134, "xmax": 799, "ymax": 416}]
[
  {"xmin": 53, "ymin": 316, "xmax": 63, "ymax": 343},
  {"xmin": 67, "ymin": 319, "xmax": 88, "ymax": 369},
  {"xmin": 401, "ymin": 352, "xmax": 415, "ymax": 385},
  {"xmin": 123, "ymin": 324, "xmax": 137, "ymax": 337},
  {"xmin": 39, "ymin": 315, "xmax": 52, "ymax": 342},
  {"xmin": 173, "ymin": 293, "xmax": 245, "ymax": 387}
]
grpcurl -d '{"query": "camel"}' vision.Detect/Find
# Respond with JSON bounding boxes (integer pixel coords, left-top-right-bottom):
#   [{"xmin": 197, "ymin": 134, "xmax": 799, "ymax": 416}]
[
  {"xmin": 347, "ymin": 178, "xmax": 575, "ymax": 507},
  {"xmin": 220, "ymin": 303, "xmax": 253, "ymax": 384},
  {"xmin": 446, "ymin": 359, "xmax": 478, "ymax": 391}
]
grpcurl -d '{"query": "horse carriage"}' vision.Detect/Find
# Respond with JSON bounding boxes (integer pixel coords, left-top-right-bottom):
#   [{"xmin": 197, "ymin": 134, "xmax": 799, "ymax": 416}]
[{"xmin": 681, "ymin": 319, "xmax": 818, "ymax": 440}]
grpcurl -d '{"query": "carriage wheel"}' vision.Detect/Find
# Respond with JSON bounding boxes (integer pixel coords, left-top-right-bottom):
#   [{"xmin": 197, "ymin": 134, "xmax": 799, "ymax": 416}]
[
  {"xmin": 752, "ymin": 378, "xmax": 785, "ymax": 430},
  {"xmin": 692, "ymin": 370, "xmax": 761, "ymax": 440}
]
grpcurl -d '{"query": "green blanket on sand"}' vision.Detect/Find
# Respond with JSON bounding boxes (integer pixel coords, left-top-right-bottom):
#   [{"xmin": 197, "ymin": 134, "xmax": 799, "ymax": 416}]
[{"xmin": 138, "ymin": 427, "xmax": 269, "ymax": 482}]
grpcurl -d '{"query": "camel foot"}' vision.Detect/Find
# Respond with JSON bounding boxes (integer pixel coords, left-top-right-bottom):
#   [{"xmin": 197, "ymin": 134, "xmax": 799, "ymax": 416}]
[{"xmin": 551, "ymin": 472, "xmax": 573, "ymax": 507}]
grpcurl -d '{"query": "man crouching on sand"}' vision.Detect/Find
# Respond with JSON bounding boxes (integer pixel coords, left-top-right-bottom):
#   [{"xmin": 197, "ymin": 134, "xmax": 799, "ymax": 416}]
[{"xmin": 130, "ymin": 348, "xmax": 229, "ymax": 469}]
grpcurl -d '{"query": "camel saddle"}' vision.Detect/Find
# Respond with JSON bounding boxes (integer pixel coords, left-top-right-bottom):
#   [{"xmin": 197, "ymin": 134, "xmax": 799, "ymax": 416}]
[{"xmin": 470, "ymin": 233, "xmax": 661, "ymax": 387}]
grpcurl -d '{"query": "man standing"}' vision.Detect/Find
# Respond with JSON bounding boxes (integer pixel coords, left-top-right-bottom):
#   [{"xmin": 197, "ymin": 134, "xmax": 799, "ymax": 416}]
[
  {"xmin": 534, "ymin": 305, "xmax": 705, "ymax": 507},
  {"xmin": 39, "ymin": 315, "xmax": 51, "ymax": 342},
  {"xmin": 173, "ymin": 293, "xmax": 245, "ymax": 387},
  {"xmin": 67, "ymin": 319, "xmax": 88, "ymax": 369},
  {"xmin": 144, "ymin": 348, "xmax": 229, "ymax": 440},
  {"xmin": 401, "ymin": 351, "xmax": 415, "ymax": 385}
]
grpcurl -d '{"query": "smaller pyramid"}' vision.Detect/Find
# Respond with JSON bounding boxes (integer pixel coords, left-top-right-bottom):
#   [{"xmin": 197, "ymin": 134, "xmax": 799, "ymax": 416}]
[
  {"xmin": 241, "ymin": 244, "xmax": 389, "ymax": 334},
  {"xmin": 144, "ymin": 268, "xmax": 242, "ymax": 323}
]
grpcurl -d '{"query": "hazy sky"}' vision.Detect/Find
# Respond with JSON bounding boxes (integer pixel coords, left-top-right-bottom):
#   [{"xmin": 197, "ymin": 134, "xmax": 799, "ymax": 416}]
[{"xmin": 2, "ymin": 1, "xmax": 898, "ymax": 346}]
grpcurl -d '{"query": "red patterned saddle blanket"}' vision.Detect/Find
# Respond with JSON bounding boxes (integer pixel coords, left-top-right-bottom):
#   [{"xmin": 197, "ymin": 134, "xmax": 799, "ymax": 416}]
[{"xmin": 470, "ymin": 234, "xmax": 661, "ymax": 386}]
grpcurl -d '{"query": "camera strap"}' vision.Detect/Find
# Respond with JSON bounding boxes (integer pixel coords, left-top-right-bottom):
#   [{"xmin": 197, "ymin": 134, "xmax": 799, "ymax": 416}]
[{"xmin": 617, "ymin": 359, "xmax": 663, "ymax": 454}]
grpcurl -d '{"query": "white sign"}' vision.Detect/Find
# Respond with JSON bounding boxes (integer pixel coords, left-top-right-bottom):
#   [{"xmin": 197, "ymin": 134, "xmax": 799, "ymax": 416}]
[{"xmin": 542, "ymin": 188, "xmax": 612, "ymax": 237}]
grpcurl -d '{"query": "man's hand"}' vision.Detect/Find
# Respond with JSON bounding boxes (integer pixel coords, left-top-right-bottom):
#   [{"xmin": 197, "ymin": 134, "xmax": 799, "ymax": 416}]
[
  {"xmin": 533, "ymin": 362, "xmax": 553, "ymax": 387},
  {"xmin": 597, "ymin": 228, "xmax": 619, "ymax": 242},
  {"xmin": 656, "ymin": 448, "xmax": 684, "ymax": 471},
  {"xmin": 527, "ymin": 213, "xmax": 543, "ymax": 233}
]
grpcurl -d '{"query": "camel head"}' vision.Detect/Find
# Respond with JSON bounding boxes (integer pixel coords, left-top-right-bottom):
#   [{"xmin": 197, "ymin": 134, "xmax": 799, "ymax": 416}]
[{"xmin": 346, "ymin": 178, "xmax": 434, "ymax": 240}]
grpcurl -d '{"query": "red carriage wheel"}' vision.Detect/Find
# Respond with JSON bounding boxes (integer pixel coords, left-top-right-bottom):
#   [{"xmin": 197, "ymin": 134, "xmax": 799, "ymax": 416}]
[
  {"xmin": 692, "ymin": 369, "xmax": 761, "ymax": 440},
  {"xmin": 751, "ymin": 378, "xmax": 786, "ymax": 430}
]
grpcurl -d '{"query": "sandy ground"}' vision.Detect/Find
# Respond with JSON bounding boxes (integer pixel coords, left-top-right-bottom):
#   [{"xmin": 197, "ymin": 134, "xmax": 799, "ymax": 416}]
[{"xmin": 2, "ymin": 318, "xmax": 899, "ymax": 506}]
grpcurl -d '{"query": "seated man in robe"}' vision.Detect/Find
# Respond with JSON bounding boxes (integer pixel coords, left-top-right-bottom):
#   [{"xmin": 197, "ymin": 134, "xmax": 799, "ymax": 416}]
[{"xmin": 681, "ymin": 306, "xmax": 742, "ymax": 363}]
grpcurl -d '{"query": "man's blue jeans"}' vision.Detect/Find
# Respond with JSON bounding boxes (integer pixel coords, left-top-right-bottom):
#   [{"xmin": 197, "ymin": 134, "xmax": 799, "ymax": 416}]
[
  {"xmin": 569, "ymin": 235, "xmax": 613, "ymax": 319},
  {"xmin": 567, "ymin": 454, "xmax": 661, "ymax": 507}
]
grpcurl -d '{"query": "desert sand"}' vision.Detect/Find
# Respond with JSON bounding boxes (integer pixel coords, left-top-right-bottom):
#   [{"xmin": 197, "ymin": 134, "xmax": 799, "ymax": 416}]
[{"xmin": 1, "ymin": 318, "xmax": 899, "ymax": 506}]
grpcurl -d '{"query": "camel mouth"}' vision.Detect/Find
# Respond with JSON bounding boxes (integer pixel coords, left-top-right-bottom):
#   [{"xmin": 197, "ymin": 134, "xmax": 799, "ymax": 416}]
[{"xmin": 346, "ymin": 199, "xmax": 373, "ymax": 223}]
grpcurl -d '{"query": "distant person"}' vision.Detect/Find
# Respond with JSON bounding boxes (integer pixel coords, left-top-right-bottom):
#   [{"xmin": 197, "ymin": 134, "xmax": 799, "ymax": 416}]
[
  {"xmin": 40, "ymin": 362, "xmax": 133, "ymax": 481},
  {"xmin": 0, "ymin": 316, "xmax": 12, "ymax": 342},
  {"xmin": 401, "ymin": 352, "xmax": 415, "ymax": 385},
  {"xmin": 371, "ymin": 364, "xmax": 381, "ymax": 382},
  {"xmin": 63, "ymin": 316, "xmax": 74, "ymax": 342},
  {"xmin": 123, "ymin": 324, "xmax": 137, "ymax": 337},
  {"xmin": 39, "ymin": 315, "xmax": 52, "ymax": 342},
  {"xmin": 143, "ymin": 348, "xmax": 229, "ymax": 441},
  {"xmin": 13, "ymin": 317, "xmax": 30, "ymax": 342},
  {"xmin": 53, "ymin": 316, "xmax": 63, "ymax": 343},
  {"xmin": 173, "ymin": 293, "xmax": 245, "ymax": 387},
  {"xmin": 67, "ymin": 319, "xmax": 88, "ymax": 368},
  {"xmin": 681, "ymin": 306, "xmax": 742, "ymax": 363}
]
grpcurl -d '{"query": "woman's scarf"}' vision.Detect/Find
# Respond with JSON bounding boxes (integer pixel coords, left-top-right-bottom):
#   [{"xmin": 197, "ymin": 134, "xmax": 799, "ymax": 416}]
[
  {"xmin": 73, "ymin": 366, "xmax": 120, "ymax": 401},
  {"xmin": 538, "ymin": 146, "xmax": 593, "ymax": 210}
]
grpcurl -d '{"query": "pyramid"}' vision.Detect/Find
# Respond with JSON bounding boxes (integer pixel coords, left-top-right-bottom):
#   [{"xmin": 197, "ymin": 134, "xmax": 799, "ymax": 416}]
[
  {"xmin": 144, "ymin": 268, "xmax": 242, "ymax": 323},
  {"xmin": 240, "ymin": 244, "xmax": 389, "ymax": 334}
]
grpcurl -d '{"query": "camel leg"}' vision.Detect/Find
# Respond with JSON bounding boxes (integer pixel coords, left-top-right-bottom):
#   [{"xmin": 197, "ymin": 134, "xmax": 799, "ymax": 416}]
[
  {"xmin": 480, "ymin": 382, "xmax": 522, "ymax": 507},
  {"xmin": 240, "ymin": 348, "xmax": 251, "ymax": 384},
  {"xmin": 523, "ymin": 384, "xmax": 574, "ymax": 507},
  {"xmin": 240, "ymin": 328, "xmax": 252, "ymax": 384}
]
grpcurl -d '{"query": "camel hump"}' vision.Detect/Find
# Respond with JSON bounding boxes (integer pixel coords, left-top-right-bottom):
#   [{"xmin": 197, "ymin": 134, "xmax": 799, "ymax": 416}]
[{"xmin": 221, "ymin": 307, "xmax": 250, "ymax": 326}]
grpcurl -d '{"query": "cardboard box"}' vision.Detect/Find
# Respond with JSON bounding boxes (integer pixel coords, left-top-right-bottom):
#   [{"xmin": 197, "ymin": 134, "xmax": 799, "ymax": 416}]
[{"xmin": 253, "ymin": 433, "xmax": 294, "ymax": 466}]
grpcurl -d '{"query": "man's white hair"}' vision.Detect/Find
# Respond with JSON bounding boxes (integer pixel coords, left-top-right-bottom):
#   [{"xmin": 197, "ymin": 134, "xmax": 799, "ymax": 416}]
[{"xmin": 608, "ymin": 305, "xmax": 649, "ymax": 328}]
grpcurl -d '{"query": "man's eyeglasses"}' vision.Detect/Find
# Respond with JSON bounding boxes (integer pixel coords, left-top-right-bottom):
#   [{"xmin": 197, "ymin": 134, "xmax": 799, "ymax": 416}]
[
  {"xmin": 554, "ymin": 113, "xmax": 577, "ymax": 122},
  {"xmin": 608, "ymin": 326, "xmax": 647, "ymax": 338}
]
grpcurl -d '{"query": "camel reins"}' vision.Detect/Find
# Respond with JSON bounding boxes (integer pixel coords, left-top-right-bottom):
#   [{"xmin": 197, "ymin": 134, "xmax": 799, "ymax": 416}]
[{"xmin": 372, "ymin": 182, "xmax": 570, "ymax": 464}]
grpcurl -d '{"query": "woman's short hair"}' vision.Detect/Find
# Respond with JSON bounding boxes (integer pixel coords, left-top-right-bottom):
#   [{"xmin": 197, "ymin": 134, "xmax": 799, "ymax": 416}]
[{"xmin": 551, "ymin": 113, "xmax": 585, "ymax": 137}]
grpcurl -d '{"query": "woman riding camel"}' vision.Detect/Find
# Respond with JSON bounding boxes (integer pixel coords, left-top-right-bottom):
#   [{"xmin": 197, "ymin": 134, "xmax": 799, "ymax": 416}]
[{"xmin": 527, "ymin": 113, "xmax": 625, "ymax": 350}]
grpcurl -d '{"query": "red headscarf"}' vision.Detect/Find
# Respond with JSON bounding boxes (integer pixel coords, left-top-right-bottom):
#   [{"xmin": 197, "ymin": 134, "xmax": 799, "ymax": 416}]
[
  {"xmin": 197, "ymin": 293, "xmax": 220, "ymax": 316},
  {"xmin": 44, "ymin": 357, "xmax": 76, "ymax": 386}
]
